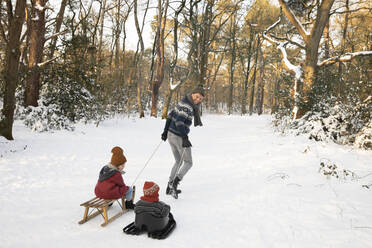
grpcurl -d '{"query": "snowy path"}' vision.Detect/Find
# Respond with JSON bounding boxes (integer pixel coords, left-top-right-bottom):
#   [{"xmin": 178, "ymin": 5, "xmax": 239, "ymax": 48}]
[{"xmin": 1, "ymin": 115, "xmax": 372, "ymax": 248}]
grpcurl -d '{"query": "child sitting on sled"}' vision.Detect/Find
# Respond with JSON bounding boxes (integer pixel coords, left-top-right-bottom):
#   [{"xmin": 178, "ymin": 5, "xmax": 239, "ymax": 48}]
[
  {"xmin": 94, "ymin": 146, "xmax": 135, "ymax": 209},
  {"xmin": 123, "ymin": 181, "xmax": 176, "ymax": 239}
]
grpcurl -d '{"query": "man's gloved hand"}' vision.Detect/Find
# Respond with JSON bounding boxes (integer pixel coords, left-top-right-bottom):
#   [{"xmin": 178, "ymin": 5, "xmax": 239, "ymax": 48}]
[
  {"xmin": 161, "ymin": 131, "xmax": 168, "ymax": 141},
  {"xmin": 182, "ymin": 136, "xmax": 192, "ymax": 147}
]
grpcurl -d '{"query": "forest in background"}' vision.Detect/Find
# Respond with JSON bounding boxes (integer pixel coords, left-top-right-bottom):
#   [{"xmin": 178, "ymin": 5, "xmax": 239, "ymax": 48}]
[{"xmin": 0, "ymin": 0, "xmax": 371, "ymax": 148}]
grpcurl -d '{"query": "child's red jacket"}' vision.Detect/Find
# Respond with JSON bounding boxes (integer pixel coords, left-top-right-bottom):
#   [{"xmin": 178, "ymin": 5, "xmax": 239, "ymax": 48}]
[{"xmin": 95, "ymin": 165, "xmax": 129, "ymax": 199}]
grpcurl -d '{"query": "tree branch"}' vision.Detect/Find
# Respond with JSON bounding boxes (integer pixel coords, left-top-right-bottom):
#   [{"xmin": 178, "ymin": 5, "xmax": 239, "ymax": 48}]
[
  {"xmin": 264, "ymin": 19, "xmax": 302, "ymax": 79},
  {"xmin": 278, "ymin": 42, "xmax": 302, "ymax": 79},
  {"xmin": 309, "ymin": 0, "xmax": 335, "ymax": 43},
  {"xmin": 271, "ymin": 34, "xmax": 306, "ymax": 50},
  {"xmin": 277, "ymin": 0, "xmax": 309, "ymax": 43},
  {"xmin": 45, "ymin": 29, "xmax": 68, "ymax": 41},
  {"xmin": 263, "ymin": 14, "xmax": 305, "ymax": 50},
  {"xmin": 318, "ymin": 51, "xmax": 372, "ymax": 67},
  {"xmin": 208, "ymin": 11, "xmax": 234, "ymax": 46},
  {"xmin": 37, "ymin": 56, "xmax": 59, "ymax": 67},
  {"xmin": 331, "ymin": 7, "xmax": 372, "ymax": 15},
  {"xmin": 263, "ymin": 17, "xmax": 280, "ymax": 44}
]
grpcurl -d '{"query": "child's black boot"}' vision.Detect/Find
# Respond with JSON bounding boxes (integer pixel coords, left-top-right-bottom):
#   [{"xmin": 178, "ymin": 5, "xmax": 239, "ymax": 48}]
[{"xmin": 125, "ymin": 200, "xmax": 135, "ymax": 210}]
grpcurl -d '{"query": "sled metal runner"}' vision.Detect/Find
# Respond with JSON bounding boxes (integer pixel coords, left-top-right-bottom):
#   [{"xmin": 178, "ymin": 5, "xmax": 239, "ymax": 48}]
[
  {"xmin": 78, "ymin": 186, "xmax": 135, "ymax": 227},
  {"xmin": 123, "ymin": 214, "xmax": 176, "ymax": 239}
]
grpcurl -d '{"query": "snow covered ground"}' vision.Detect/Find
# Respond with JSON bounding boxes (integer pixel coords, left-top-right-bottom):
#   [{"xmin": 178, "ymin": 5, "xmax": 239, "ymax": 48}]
[{"xmin": 1, "ymin": 114, "xmax": 372, "ymax": 248}]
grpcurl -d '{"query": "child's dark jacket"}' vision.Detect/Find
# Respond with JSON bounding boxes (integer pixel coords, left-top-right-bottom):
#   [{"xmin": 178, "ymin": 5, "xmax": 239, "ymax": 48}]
[{"xmin": 134, "ymin": 200, "xmax": 170, "ymax": 218}]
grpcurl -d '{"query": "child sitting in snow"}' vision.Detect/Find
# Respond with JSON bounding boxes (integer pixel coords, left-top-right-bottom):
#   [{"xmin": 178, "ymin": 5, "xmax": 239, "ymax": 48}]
[
  {"xmin": 123, "ymin": 181, "xmax": 176, "ymax": 239},
  {"xmin": 94, "ymin": 146, "xmax": 135, "ymax": 209}
]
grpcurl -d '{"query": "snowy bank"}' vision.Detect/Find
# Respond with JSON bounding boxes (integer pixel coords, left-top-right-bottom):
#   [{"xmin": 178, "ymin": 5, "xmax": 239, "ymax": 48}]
[{"xmin": 1, "ymin": 115, "xmax": 372, "ymax": 248}]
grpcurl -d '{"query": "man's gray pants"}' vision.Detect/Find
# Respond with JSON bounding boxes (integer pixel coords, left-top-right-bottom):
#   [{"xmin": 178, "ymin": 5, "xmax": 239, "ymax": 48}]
[{"xmin": 167, "ymin": 131, "xmax": 193, "ymax": 182}]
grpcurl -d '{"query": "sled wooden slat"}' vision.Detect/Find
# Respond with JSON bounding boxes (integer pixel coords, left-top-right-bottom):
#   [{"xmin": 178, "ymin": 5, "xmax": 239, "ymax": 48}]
[
  {"xmin": 80, "ymin": 196, "xmax": 100, "ymax": 206},
  {"xmin": 88, "ymin": 198, "xmax": 104, "ymax": 205},
  {"xmin": 78, "ymin": 186, "xmax": 136, "ymax": 227},
  {"xmin": 89, "ymin": 198, "xmax": 111, "ymax": 208},
  {"xmin": 101, "ymin": 211, "xmax": 125, "ymax": 227}
]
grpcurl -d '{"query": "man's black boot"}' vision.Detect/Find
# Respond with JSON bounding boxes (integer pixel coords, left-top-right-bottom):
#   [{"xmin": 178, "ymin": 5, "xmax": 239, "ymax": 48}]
[
  {"xmin": 166, "ymin": 181, "xmax": 172, "ymax": 195},
  {"xmin": 172, "ymin": 177, "xmax": 181, "ymax": 193}
]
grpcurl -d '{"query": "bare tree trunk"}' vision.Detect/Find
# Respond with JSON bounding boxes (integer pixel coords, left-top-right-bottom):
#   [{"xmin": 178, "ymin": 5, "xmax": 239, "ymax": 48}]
[
  {"xmin": 272, "ymin": 79, "xmax": 280, "ymax": 114},
  {"xmin": 25, "ymin": 0, "xmax": 48, "ymax": 107},
  {"xmin": 122, "ymin": 25, "xmax": 127, "ymax": 81},
  {"xmin": 132, "ymin": 0, "xmax": 149, "ymax": 118},
  {"xmin": 0, "ymin": 0, "xmax": 27, "ymax": 140},
  {"xmin": 162, "ymin": 89, "xmax": 173, "ymax": 119},
  {"xmin": 228, "ymin": 14, "xmax": 237, "ymax": 115},
  {"xmin": 97, "ymin": 0, "xmax": 107, "ymax": 78},
  {"xmin": 198, "ymin": 0, "xmax": 214, "ymax": 87},
  {"xmin": 256, "ymin": 46, "xmax": 265, "ymax": 115},
  {"xmin": 278, "ymin": 0, "xmax": 335, "ymax": 116},
  {"xmin": 271, "ymin": 64, "xmax": 281, "ymax": 114},
  {"xmin": 206, "ymin": 50, "xmax": 224, "ymax": 111},
  {"xmin": 48, "ymin": 0, "xmax": 67, "ymax": 59},
  {"xmin": 241, "ymin": 25, "xmax": 254, "ymax": 115},
  {"xmin": 134, "ymin": 0, "xmax": 144, "ymax": 118},
  {"xmin": 323, "ymin": 20, "xmax": 330, "ymax": 59},
  {"xmin": 161, "ymin": 0, "xmax": 185, "ymax": 119},
  {"xmin": 114, "ymin": 0, "xmax": 121, "ymax": 76},
  {"xmin": 337, "ymin": 0, "xmax": 349, "ymax": 98},
  {"xmin": 249, "ymin": 35, "xmax": 260, "ymax": 115},
  {"xmin": 187, "ymin": 0, "xmax": 199, "ymax": 84},
  {"xmin": 321, "ymin": 19, "xmax": 331, "ymax": 86},
  {"xmin": 20, "ymin": 7, "xmax": 31, "ymax": 67},
  {"xmin": 147, "ymin": 37, "xmax": 157, "ymax": 101},
  {"xmin": 121, "ymin": 2, "xmax": 131, "ymax": 83},
  {"xmin": 151, "ymin": 0, "xmax": 169, "ymax": 117}
]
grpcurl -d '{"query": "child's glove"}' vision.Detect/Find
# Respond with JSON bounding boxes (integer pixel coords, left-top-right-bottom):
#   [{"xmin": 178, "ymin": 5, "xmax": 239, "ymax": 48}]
[{"xmin": 182, "ymin": 136, "xmax": 192, "ymax": 147}]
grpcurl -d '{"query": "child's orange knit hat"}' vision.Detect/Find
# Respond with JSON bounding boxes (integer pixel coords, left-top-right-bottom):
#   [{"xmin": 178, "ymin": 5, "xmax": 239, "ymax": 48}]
[{"xmin": 111, "ymin": 146, "xmax": 127, "ymax": 167}]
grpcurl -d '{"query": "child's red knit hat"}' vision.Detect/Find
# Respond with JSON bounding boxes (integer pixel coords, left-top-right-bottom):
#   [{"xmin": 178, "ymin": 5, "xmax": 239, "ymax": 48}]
[{"xmin": 140, "ymin": 181, "xmax": 159, "ymax": 202}]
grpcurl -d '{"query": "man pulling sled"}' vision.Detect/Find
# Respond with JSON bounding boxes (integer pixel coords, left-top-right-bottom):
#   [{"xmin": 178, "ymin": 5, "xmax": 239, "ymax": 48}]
[{"xmin": 161, "ymin": 86, "xmax": 205, "ymax": 199}]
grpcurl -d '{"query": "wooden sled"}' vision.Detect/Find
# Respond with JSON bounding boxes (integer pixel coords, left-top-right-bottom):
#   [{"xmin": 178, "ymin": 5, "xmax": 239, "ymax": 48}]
[{"xmin": 78, "ymin": 186, "xmax": 135, "ymax": 227}]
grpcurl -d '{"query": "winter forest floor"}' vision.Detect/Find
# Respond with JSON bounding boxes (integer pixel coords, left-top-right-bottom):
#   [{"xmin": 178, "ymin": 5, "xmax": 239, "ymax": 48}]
[{"xmin": 1, "ymin": 114, "xmax": 372, "ymax": 248}]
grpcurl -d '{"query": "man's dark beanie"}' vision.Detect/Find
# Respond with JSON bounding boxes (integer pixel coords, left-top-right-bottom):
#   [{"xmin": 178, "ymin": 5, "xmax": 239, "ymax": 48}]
[{"xmin": 191, "ymin": 85, "xmax": 205, "ymax": 97}]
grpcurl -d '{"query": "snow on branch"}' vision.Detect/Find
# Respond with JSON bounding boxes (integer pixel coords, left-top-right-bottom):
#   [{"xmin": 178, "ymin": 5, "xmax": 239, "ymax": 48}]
[
  {"xmin": 266, "ymin": 17, "xmax": 281, "ymax": 32},
  {"xmin": 278, "ymin": 43, "xmax": 302, "ymax": 80},
  {"xmin": 264, "ymin": 15, "xmax": 303, "ymax": 120},
  {"xmin": 263, "ymin": 17, "xmax": 281, "ymax": 44},
  {"xmin": 34, "ymin": 3, "xmax": 53, "ymax": 12},
  {"xmin": 45, "ymin": 30, "xmax": 68, "ymax": 41},
  {"xmin": 263, "ymin": 18, "xmax": 302, "ymax": 79},
  {"xmin": 170, "ymin": 80, "xmax": 183, "ymax": 90},
  {"xmin": 318, "ymin": 51, "xmax": 372, "ymax": 67},
  {"xmin": 38, "ymin": 57, "xmax": 58, "ymax": 67},
  {"xmin": 34, "ymin": 3, "xmax": 45, "ymax": 11},
  {"xmin": 170, "ymin": 71, "xmax": 190, "ymax": 90},
  {"xmin": 269, "ymin": 33, "xmax": 306, "ymax": 50}
]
